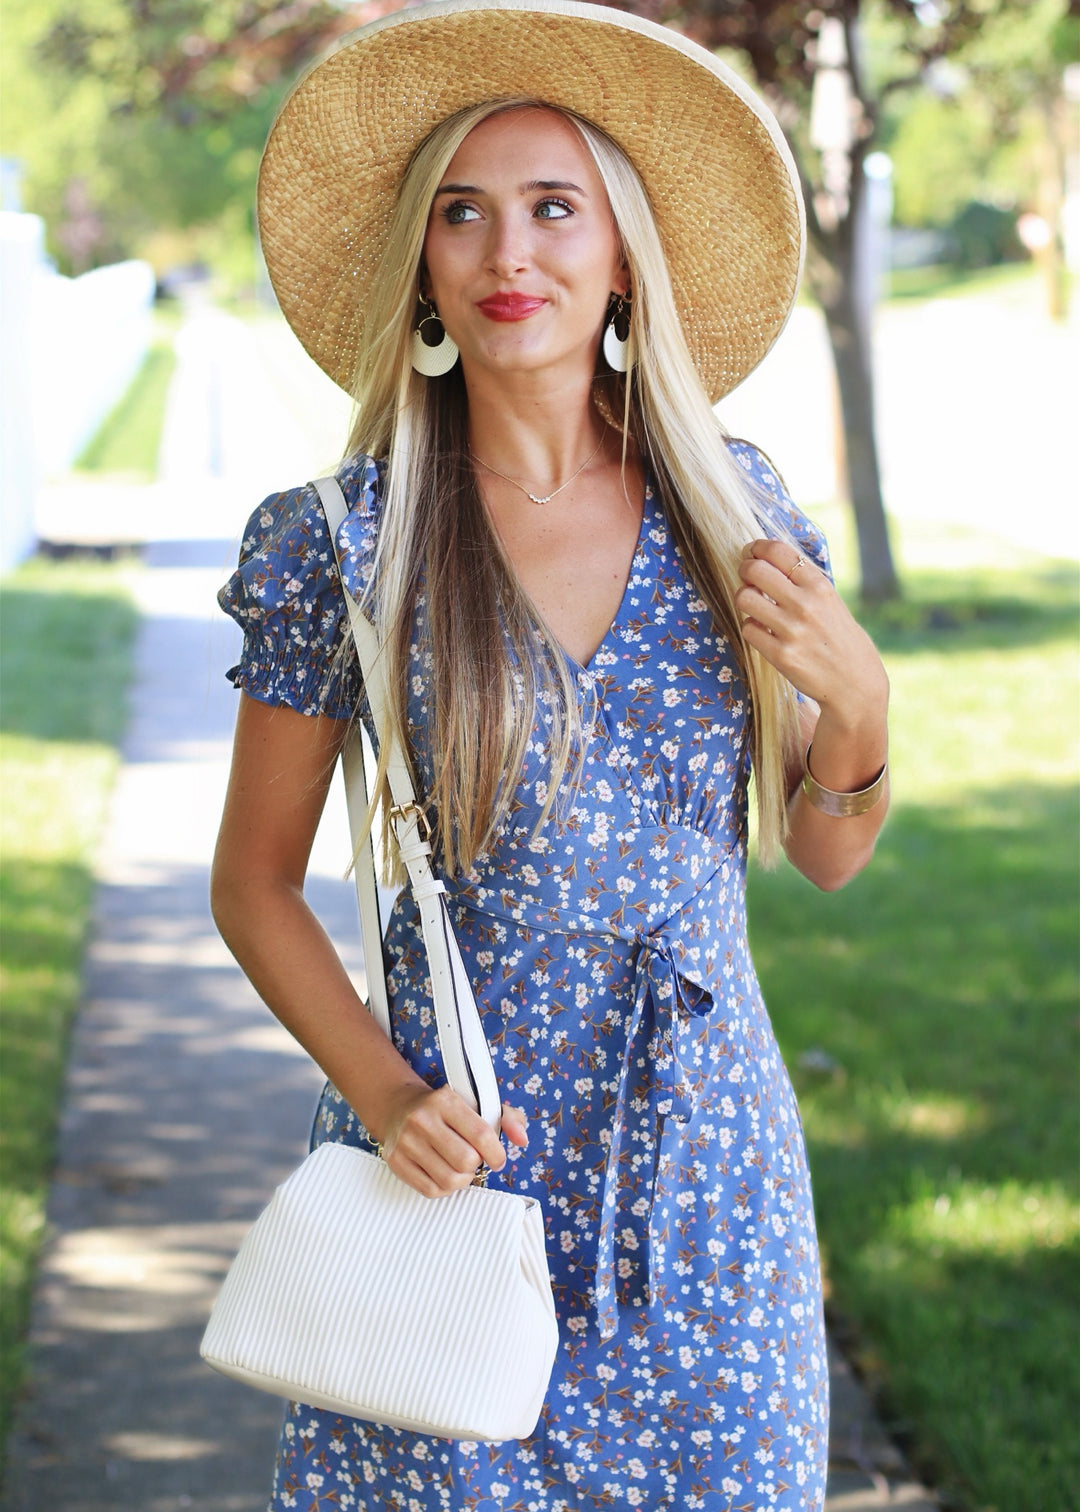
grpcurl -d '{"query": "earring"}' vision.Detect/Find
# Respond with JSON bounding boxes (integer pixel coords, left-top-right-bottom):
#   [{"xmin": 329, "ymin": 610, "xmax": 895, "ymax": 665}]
[
  {"xmin": 602, "ymin": 293, "xmax": 632, "ymax": 375},
  {"xmin": 411, "ymin": 296, "xmax": 459, "ymax": 377}
]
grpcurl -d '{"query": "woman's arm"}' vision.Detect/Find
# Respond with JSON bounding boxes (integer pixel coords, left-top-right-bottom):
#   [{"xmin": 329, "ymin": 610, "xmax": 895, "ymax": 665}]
[
  {"xmin": 210, "ymin": 693, "xmax": 524, "ymax": 1192},
  {"xmin": 735, "ymin": 539, "xmax": 890, "ymax": 891}
]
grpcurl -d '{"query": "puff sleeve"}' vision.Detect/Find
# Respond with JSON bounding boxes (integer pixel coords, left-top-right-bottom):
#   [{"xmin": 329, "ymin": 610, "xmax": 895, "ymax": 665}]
[
  {"xmin": 218, "ymin": 457, "xmax": 381, "ymax": 718},
  {"xmin": 728, "ymin": 438, "xmax": 833, "ymax": 582}
]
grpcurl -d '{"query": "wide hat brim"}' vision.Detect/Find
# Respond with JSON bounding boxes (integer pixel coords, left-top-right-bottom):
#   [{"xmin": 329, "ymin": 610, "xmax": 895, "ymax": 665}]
[{"xmin": 258, "ymin": 0, "xmax": 805, "ymax": 404}]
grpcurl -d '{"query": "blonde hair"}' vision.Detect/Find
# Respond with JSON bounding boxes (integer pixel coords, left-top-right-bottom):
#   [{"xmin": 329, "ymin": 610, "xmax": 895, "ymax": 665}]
[{"xmin": 344, "ymin": 99, "xmax": 801, "ymax": 876}]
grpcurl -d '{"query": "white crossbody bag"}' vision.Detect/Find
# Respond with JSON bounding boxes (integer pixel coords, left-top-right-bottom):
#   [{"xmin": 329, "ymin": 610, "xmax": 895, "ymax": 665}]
[{"xmin": 199, "ymin": 475, "xmax": 558, "ymax": 1441}]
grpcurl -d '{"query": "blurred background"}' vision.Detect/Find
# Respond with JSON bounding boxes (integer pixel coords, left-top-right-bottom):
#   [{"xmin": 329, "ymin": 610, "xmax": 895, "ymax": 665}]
[{"xmin": 0, "ymin": 3, "xmax": 1077, "ymax": 1510}]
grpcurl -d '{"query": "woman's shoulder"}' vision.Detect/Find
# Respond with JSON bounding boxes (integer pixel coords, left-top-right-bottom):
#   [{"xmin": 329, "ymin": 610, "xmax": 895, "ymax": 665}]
[
  {"xmin": 725, "ymin": 437, "xmax": 832, "ymax": 579},
  {"xmin": 235, "ymin": 453, "xmax": 382, "ymax": 576},
  {"xmin": 726, "ymin": 437, "xmax": 788, "ymax": 500},
  {"xmin": 224, "ymin": 454, "xmax": 383, "ymax": 607},
  {"xmin": 334, "ymin": 453, "xmax": 385, "ymax": 603},
  {"xmin": 216, "ymin": 453, "xmax": 383, "ymax": 718}
]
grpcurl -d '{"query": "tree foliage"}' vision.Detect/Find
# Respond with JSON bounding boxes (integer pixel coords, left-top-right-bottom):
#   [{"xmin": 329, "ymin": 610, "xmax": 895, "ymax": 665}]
[
  {"xmin": 882, "ymin": 0, "xmax": 1078, "ymax": 232},
  {"xmin": 606, "ymin": 1, "xmax": 1071, "ymax": 291},
  {"xmin": 35, "ymin": 0, "xmax": 362, "ymax": 120},
  {"xmin": 0, "ymin": 0, "xmax": 367, "ymax": 273}
]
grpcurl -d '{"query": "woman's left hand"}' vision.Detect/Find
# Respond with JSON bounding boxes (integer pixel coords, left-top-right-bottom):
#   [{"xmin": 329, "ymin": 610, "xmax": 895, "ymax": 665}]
[
  {"xmin": 737, "ymin": 537, "xmax": 890, "ymax": 891},
  {"xmin": 736, "ymin": 539, "xmax": 888, "ymax": 721}
]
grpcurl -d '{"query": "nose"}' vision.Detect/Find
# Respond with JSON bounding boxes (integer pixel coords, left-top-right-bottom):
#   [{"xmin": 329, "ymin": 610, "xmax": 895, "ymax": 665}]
[{"xmin": 484, "ymin": 212, "xmax": 529, "ymax": 279}]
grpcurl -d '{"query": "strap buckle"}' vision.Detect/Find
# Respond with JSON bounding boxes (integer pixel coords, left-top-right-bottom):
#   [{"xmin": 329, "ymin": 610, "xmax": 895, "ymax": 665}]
[{"xmin": 387, "ymin": 800, "xmax": 432, "ymax": 843}]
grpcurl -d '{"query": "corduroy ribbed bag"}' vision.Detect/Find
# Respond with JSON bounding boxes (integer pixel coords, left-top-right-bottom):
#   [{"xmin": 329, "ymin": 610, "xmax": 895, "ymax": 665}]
[{"xmin": 199, "ymin": 476, "xmax": 558, "ymax": 1441}]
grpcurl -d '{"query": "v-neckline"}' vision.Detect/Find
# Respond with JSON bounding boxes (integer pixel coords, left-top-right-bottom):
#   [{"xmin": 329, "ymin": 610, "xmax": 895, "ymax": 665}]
[{"xmin": 560, "ymin": 476, "xmax": 655, "ymax": 675}]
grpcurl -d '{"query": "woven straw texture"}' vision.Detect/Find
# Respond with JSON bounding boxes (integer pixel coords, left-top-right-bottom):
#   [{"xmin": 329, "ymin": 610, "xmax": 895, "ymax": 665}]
[
  {"xmin": 258, "ymin": 0, "xmax": 804, "ymax": 403},
  {"xmin": 200, "ymin": 1143, "xmax": 558, "ymax": 1441}
]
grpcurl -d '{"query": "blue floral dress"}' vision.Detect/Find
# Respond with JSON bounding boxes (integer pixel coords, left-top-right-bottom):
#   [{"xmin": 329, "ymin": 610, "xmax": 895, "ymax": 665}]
[{"xmin": 219, "ymin": 441, "xmax": 832, "ymax": 1512}]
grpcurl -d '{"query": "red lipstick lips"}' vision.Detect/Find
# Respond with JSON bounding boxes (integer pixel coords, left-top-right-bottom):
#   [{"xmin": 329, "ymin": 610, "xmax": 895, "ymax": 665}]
[{"xmin": 476, "ymin": 293, "xmax": 546, "ymax": 321}]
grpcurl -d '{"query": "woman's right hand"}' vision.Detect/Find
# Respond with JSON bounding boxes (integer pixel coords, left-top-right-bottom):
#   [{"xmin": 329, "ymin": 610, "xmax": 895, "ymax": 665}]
[{"xmin": 376, "ymin": 1087, "xmax": 528, "ymax": 1198}]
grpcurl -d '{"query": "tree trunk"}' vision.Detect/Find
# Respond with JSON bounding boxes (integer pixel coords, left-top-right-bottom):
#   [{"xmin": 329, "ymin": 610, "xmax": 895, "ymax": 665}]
[
  {"xmin": 819, "ymin": 248, "xmax": 901, "ymax": 604},
  {"xmin": 1039, "ymin": 91, "xmax": 1070, "ymax": 324},
  {"xmin": 821, "ymin": 290, "xmax": 898, "ymax": 602}
]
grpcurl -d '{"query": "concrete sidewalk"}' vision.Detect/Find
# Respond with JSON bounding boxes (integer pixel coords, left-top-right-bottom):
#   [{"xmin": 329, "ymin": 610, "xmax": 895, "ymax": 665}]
[{"xmin": 4, "ymin": 301, "xmax": 940, "ymax": 1509}]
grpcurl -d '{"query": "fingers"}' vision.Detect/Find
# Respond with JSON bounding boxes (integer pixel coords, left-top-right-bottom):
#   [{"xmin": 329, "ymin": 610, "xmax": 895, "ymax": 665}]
[
  {"xmin": 736, "ymin": 540, "xmax": 821, "ymax": 633},
  {"xmin": 736, "ymin": 537, "xmax": 834, "ymax": 695},
  {"xmin": 740, "ymin": 538, "xmax": 805, "ymax": 570},
  {"xmin": 387, "ymin": 1149, "xmax": 470, "ymax": 1200},
  {"xmin": 739, "ymin": 539, "xmax": 819, "ymax": 596},
  {"xmin": 736, "ymin": 539, "xmax": 886, "ymax": 719},
  {"xmin": 500, "ymin": 1101, "xmax": 529, "ymax": 1149},
  {"xmin": 390, "ymin": 1086, "xmax": 495, "ymax": 1186},
  {"xmin": 379, "ymin": 1086, "xmax": 528, "ymax": 1198}
]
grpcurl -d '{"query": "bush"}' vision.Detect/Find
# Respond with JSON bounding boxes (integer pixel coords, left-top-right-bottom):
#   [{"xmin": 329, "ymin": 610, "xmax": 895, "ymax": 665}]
[{"xmin": 945, "ymin": 200, "xmax": 1024, "ymax": 269}]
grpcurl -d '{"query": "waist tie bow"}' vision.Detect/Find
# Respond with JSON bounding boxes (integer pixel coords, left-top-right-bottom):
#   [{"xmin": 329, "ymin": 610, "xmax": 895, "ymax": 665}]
[
  {"xmin": 451, "ymin": 824, "xmax": 742, "ymax": 1341},
  {"xmin": 593, "ymin": 935, "xmax": 716, "ymax": 1341}
]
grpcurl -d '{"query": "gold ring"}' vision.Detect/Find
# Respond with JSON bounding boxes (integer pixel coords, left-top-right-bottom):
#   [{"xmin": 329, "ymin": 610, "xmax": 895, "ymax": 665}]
[{"xmin": 785, "ymin": 556, "xmax": 806, "ymax": 581}]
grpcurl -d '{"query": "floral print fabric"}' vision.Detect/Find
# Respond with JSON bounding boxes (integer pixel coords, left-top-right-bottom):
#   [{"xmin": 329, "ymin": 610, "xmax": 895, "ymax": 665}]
[{"xmin": 219, "ymin": 442, "xmax": 832, "ymax": 1511}]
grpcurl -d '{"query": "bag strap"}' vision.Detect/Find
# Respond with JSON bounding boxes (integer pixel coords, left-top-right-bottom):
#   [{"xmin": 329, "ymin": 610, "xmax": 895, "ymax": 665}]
[{"xmin": 311, "ymin": 475, "xmax": 501, "ymax": 1130}]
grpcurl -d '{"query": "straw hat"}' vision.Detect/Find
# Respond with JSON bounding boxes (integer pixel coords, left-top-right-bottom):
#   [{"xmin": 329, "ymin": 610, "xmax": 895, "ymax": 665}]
[{"xmin": 258, "ymin": 0, "xmax": 804, "ymax": 403}]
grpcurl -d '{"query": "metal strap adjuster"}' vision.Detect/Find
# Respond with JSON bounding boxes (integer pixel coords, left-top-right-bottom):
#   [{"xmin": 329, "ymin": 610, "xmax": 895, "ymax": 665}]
[{"xmin": 388, "ymin": 800, "xmax": 432, "ymax": 843}]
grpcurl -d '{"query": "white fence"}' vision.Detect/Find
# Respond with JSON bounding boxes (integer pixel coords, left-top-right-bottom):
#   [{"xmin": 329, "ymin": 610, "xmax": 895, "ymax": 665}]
[{"xmin": 0, "ymin": 211, "xmax": 155, "ymax": 573}]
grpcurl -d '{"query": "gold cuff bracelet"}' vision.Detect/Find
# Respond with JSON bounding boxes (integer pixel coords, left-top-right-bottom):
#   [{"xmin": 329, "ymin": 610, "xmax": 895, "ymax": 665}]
[{"xmin": 801, "ymin": 743, "xmax": 888, "ymax": 818}]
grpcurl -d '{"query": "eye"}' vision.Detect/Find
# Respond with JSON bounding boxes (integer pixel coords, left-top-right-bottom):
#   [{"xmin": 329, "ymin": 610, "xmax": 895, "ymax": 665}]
[
  {"xmin": 442, "ymin": 200, "xmax": 481, "ymax": 225},
  {"xmin": 535, "ymin": 198, "xmax": 573, "ymax": 221}
]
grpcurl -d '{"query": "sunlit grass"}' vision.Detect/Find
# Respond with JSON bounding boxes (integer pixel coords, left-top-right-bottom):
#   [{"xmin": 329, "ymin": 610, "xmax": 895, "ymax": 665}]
[
  {"xmin": 74, "ymin": 310, "xmax": 178, "ymax": 480},
  {"xmin": 899, "ymin": 1181, "xmax": 1076, "ymax": 1259},
  {"xmin": 0, "ymin": 559, "xmax": 138, "ymax": 1465},
  {"xmin": 749, "ymin": 510, "xmax": 1079, "ymax": 1510},
  {"xmin": 885, "ymin": 261, "xmax": 1041, "ymax": 303}
]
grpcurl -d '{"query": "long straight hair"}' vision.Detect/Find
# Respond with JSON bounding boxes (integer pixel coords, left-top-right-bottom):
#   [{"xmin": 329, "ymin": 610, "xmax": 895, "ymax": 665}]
[{"xmin": 344, "ymin": 98, "xmax": 801, "ymax": 876}]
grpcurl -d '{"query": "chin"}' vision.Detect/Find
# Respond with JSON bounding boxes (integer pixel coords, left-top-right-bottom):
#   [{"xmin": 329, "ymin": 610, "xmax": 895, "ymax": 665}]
[{"xmin": 467, "ymin": 341, "xmax": 593, "ymax": 379}]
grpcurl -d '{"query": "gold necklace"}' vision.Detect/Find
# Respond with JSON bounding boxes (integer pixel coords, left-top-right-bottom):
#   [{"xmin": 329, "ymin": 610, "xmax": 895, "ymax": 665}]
[{"xmin": 471, "ymin": 434, "xmax": 606, "ymax": 505}]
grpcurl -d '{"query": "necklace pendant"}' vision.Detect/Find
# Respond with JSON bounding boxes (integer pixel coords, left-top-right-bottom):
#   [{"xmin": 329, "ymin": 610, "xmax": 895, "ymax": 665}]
[{"xmin": 470, "ymin": 433, "xmax": 607, "ymax": 508}]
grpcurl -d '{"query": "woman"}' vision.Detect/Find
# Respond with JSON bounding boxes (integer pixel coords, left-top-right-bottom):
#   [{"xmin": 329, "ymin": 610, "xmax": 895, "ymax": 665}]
[{"xmin": 213, "ymin": 2, "xmax": 890, "ymax": 1507}]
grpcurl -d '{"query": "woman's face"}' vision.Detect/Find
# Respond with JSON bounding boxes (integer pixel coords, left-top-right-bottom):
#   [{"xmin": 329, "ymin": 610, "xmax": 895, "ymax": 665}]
[{"xmin": 421, "ymin": 107, "xmax": 628, "ymax": 385}]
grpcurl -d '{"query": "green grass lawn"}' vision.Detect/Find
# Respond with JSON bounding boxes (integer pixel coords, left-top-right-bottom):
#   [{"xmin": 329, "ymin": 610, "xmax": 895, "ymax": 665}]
[
  {"xmin": 74, "ymin": 308, "xmax": 179, "ymax": 479},
  {"xmin": 0, "ymin": 559, "xmax": 139, "ymax": 1463},
  {"xmin": 750, "ymin": 512, "xmax": 1079, "ymax": 1511},
  {"xmin": 884, "ymin": 260, "xmax": 1040, "ymax": 304}
]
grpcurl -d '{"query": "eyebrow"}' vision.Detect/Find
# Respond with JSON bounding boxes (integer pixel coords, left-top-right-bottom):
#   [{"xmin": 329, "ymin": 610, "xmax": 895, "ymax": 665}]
[{"xmin": 433, "ymin": 179, "xmax": 588, "ymax": 196}]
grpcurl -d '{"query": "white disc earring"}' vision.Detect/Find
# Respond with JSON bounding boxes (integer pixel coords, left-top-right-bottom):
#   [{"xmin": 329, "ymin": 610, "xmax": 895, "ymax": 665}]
[
  {"xmin": 411, "ymin": 298, "xmax": 459, "ymax": 377},
  {"xmin": 602, "ymin": 294, "xmax": 632, "ymax": 374}
]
